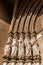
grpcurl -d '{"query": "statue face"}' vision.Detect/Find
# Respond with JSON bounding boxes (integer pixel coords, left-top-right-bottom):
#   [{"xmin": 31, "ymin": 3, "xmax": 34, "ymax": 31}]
[
  {"xmin": 31, "ymin": 37, "xmax": 36, "ymax": 44},
  {"xmin": 7, "ymin": 37, "xmax": 12, "ymax": 43},
  {"xmin": 12, "ymin": 38, "xmax": 17, "ymax": 46},
  {"xmin": 18, "ymin": 35, "xmax": 24, "ymax": 43},
  {"xmin": 25, "ymin": 36, "xmax": 30, "ymax": 43}
]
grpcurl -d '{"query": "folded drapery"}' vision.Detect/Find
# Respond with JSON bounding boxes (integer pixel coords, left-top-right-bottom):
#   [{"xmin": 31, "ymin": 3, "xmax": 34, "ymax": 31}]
[{"xmin": 3, "ymin": 32, "xmax": 41, "ymax": 65}]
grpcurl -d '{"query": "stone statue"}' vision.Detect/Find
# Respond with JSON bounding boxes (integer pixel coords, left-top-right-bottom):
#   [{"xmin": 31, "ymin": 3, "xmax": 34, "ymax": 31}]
[
  {"xmin": 32, "ymin": 42, "xmax": 40, "ymax": 59},
  {"xmin": 31, "ymin": 36, "xmax": 41, "ymax": 60},
  {"xmin": 24, "ymin": 33, "xmax": 32, "ymax": 65},
  {"xmin": 11, "ymin": 33, "xmax": 19, "ymax": 60},
  {"xmin": 3, "ymin": 44, "xmax": 11, "ymax": 59},
  {"xmin": 24, "ymin": 33, "xmax": 31, "ymax": 60},
  {"xmin": 11, "ymin": 38, "xmax": 18, "ymax": 59},
  {"xmin": 3, "ymin": 37, "xmax": 12, "ymax": 59},
  {"xmin": 18, "ymin": 33, "xmax": 25, "ymax": 60},
  {"xmin": 31, "ymin": 36, "xmax": 41, "ymax": 65}
]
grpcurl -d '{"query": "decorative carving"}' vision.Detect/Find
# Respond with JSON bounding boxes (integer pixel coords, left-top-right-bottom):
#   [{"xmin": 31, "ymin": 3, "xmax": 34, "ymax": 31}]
[
  {"xmin": 18, "ymin": 33, "xmax": 25, "ymax": 60},
  {"xmin": 26, "ymin": 62, "xmax": 32, "ymax": 65},
  {"xmin": 31, "ymin": 36, "xmax": 36, "ymax": 45},
  {"xmin": 34, "ymin": 60, "xmax": 41, "ymax": 65},
  {"xmin": 32, "ymin": 42, "xmax": 41, "ymax": 60},
  {"xmin": 3, "ymin": 59, "xmax": 9, "ymax": 65},
  {"xmin": 11, "ymin": 60, "xmax": 16, "ymax": 65},
  {"xmin": 3, "ymin": 36, "xmax": 13, "ymax": 59},
  {"xmin": 2, "ymin": 0, "xmax": 42, "ymax": 64},
  {"xmin": 11, "ymin": 38, "xmax": 18, "ymax": 59},
  {"xmin": 6, "ymin": 36, "xmax": 13, "ymax": 44},
  {"xmin": 25, "ymin": 60, "xmax": 32, "ymax": 65},
  {"xmin": 24, "ymin": 36, "xmax": 31, "ymax": 60},
  {"xmin": 32, "ymin": 43, "xmax": 40, "ymax": 56},
  {"xmin": 3, "ymin": 43, "xmax": 11, "ymax": 59},
  {"xmin": 17, "ymin": 60, "xmax": 24, "ymax": 65}
]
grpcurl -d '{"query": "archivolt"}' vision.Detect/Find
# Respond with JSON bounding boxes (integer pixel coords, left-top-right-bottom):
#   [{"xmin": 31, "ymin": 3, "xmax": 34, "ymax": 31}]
[
  {"xmin": 29, "ymin": 0, "xmax": 42, "ymax": 33},
  {"xmin": 34, "ymin": 5, "xmax": 43, "ymax": 34},
  {"xmin": 11, "ymin": 0, "xmax": 43, "ymax": 34}
]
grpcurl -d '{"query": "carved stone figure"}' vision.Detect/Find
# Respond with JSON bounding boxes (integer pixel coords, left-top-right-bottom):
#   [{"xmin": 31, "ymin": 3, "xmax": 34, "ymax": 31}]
[
  {"xmin": 3, "ymin": 36, "xmax": 13, "ymax": 59},
  {"xmin": 6, "ymin": 36, "xmax": 13, "ymax": 44},
  {"xmin": 3, "ymin": 43, "xmax": 11, "ymax": 59},
  {"xmin": 11, "ymin": 38, "xmax": 18, "ymax": 59},
  {"xmin": 2, "ymin": 0, "xmax": 42, "ymax": 64},
  {"xmin": 18, "ymin": 33, "xmax": 25, "ymax": 60},
  {"xmin": 24, "ymin": 35, "xmax": 31, "ymax": 60},
  {"xmin": 32, "ymin": 42, "xmax": 40, "ymax": 60},
  {"xmin": 18, "ymin": 62, "xmax": 23, "ymax": 65},
  {"xmin": 31, "ymin": 36, "xmax": 41, "ymax": 61}
]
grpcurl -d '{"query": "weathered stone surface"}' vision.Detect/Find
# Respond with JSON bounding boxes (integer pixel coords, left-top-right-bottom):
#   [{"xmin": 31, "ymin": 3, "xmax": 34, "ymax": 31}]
[
  {"xmin": 11, "ymin": 38, "xmax": 18, "ymax": 59},
  {"xmin": 0, "ymin": 0, "xmax": 43, "ymax": 65}
]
